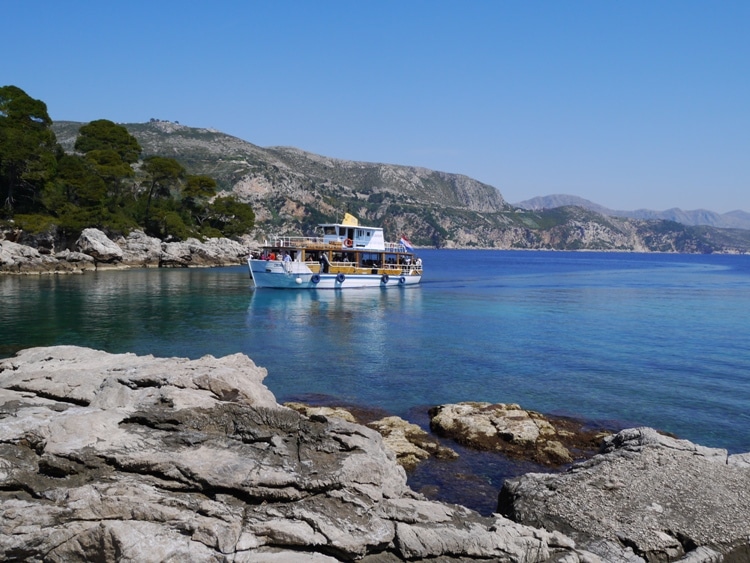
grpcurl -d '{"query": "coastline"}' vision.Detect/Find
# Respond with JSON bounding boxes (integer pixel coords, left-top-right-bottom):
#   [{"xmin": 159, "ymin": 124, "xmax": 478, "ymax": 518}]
[
  {"xmin": 3, "ymin": 228, "xmax": 748, "ymax": 277},
  {"xmin": 1, "ymin": 345, "xmax": 748, "ymax": 562},
  {"xmin": 0, "ymin": 227, "xmax": 252, "ymax": 275}
]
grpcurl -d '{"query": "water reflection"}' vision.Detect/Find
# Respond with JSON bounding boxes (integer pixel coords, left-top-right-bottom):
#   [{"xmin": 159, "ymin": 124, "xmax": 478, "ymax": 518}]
[
  {"xmin": 244, "ymin": 288, "xmax": 424, "ymax": 405},
  {"xmin": 0, "ymin": 267, "xmax": 254, "ymax": 359}
]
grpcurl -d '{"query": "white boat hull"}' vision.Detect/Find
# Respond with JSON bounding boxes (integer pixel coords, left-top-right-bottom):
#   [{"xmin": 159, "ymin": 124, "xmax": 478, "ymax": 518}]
[{"xmin": 248, "ymin": 259, "xmax": 421, "ymax": 289}]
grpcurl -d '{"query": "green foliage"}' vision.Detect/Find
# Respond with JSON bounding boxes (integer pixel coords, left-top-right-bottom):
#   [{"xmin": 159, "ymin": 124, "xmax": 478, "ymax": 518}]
[
  {"xmin": 0, "ymin": 86, "xmax": 58, "ymax": 214},
  {"xmin": 12, "ymin": 213, "xmax": 58, "ymax": 234},
  {"xmin": 75, "ymin": 119, "xmax": 142, "ymax": 164},
  {"xmin": 1, "ymin": 86, "xmax": 253, "ymax": 242},
  {"xmin": 184, "ymin": 175, "xmax": 217, "ymax": 200},
  {"xmin": 53, "ymin": 154, "xmax": 108, "ymax": 207},
  {"xmin": 72, "ymin": 122, "xmax": 141, "ymax": 214},
  {"xmin": 140, "ymin": 156, "xmax": 186, "ymax": 231},
  {"xmin": 199, "ymin": 225, "xmax": 223, "ymax": 238},
  {"xmin": 205, "ymin": 195, "xmax": 255, "ymax": 237},
  {"xmin": 150, "ymin": 210, "xmax": 191, "ymax": 241}
]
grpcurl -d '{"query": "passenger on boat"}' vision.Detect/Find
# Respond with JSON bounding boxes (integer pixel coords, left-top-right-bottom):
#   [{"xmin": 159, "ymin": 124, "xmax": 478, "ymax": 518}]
[
  {"xmin": 320, "ymin": 253, "xmax": 330, "ymax": 273},
  {"xmin": 283, "ymin": 251, "xmax": 291, "ymax": 262}
]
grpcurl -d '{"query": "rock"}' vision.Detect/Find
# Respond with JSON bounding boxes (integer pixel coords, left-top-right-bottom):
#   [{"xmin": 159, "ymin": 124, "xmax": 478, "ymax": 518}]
[
  {"xmin": 498, "ymin": 427, "xmax": 750, "ymax": 562},
  {"xmin": 429, "ymin": 402, "xmax": 609, "ymax": 466},
  {"xmin": 368, "ymin": 416, "xmax": 458, "ymax": 470},
  {"xmin": 201, "ymin": 236, "xmax": 250, "ymax": 264},
  {"xmin": 1, "ymin": 228, "xmax": 249, "ymax": 274},
  {"xmin": 0, "ymin": 346, "xmax": 595, "ymax": 562},
  {"xmin": 116, "ymin": 230, "xmax": 162, "ymax": 267},
  {"xmin": 0, "ymin": 240, "xmax": 63, "ymax": 274},
  {"xmin": 54, "ymin": 249, "xmax": 96, "ymax": 272},
  {"xmin": 286, "ymin": 404, "xmax": 458, "ymax": 470},
  {"xmin": 15, "ymin": 225, "xmax": 59, "ymax": 253},
  {"xmin": 160, "ymin": 237, "xmax": 249, "ymax": 267},
  {"xmin": 284, "ymin": 402, "xmax": 359, "ymax": 423},
  {"xmin": 159, "ymin": 240, "xmax": 194, "ymax": 266},
  {"xmin": 75, "ymin": 227, "xmax": 124, "ymax": 264}
]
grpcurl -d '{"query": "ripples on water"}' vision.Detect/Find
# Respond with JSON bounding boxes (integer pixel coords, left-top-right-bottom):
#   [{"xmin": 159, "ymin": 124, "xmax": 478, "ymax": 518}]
[{"xmin": 2, "ymin": 250, "xmax": 750, "ymax": 514}]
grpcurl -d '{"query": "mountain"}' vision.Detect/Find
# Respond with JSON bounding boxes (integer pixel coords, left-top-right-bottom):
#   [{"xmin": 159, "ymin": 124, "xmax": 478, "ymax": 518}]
[
  {"xmin": 515, "ymin": 194, "xmax": 750, "ymax": 230},
  {"xmin": 52, "ymin": 121, "xmax": 750, "ymax": 253}
]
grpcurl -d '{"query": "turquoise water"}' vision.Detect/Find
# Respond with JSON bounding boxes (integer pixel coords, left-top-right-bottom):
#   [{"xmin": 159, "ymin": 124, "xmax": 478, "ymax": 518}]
[{"xmin": 2, "ymin": 251, "xmax": 750, "ymax": 453}]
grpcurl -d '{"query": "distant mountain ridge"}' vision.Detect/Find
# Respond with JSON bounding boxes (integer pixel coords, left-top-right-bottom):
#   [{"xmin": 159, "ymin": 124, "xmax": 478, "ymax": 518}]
[
  {"xmin": 50, "ymin": 120, "xmax": 750, "ymax": 253},
  {"xmin": 515, "ymin": 194, "xmax": 750, "ymax": 230}
]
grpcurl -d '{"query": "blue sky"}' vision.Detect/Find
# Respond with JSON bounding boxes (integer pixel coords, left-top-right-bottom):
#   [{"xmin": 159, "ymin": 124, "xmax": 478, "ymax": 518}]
[{"xmin": 4, "ymin": 1, "xmax": 748, "ymax": 213}]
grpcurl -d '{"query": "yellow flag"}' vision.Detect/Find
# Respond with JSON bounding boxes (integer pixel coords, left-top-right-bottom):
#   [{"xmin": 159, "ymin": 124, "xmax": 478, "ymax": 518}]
[{"xmin": 341, "ymin": 213, "xmax": 359, "ymax": 226}]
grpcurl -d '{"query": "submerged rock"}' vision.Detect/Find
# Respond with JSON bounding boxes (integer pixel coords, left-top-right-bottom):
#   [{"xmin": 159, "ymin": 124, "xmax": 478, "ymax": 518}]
[
  {"xmin": 429, "ymin": 402, "xmax": 609, "ymax": 466},
  {"xmin": 0, "ymin": 346, "xmax": 596, "ymax": 562},
  {"xmin": 368, "ymin": 416, "xmax": 459, "ymax": 471}
]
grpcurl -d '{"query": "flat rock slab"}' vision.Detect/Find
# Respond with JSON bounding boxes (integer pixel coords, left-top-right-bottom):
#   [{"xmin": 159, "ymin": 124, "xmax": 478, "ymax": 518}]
[{"xmin": 499, "ymin": 427, "xmax": 750, "ymax": 562}]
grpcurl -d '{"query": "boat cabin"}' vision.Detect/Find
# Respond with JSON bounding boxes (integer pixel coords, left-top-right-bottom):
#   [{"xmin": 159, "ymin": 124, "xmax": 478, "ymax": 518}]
[{"xmin": 320, "ymin": 223, "xmax": 386, "ymax": 251}]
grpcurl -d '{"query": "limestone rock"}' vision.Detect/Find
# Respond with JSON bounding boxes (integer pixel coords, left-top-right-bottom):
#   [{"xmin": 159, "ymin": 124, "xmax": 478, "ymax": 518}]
[
  {"xmin": 160, "ymin": 237, "xmax": 248, "ymax": 267},
  {"xmin": 116, "ymin": 230, "xmax": 162, "ymax": 267},
  {"xmin": 75, "ymin": 227, "xmax": 124, "ymax": 263},
  {"xmin": 429, "ymin": 402, "xmax": 609, "ymax": 466},
  {"xmin": 0, "ymin": 346, "xmax": 594, "ymax": 562},
  {"xmin": 159, "ymin": 240, "xmax": 195, "ymax": 266},
  {"xmin": 1, "ymin": 228, "xmax": 249, "ymax": 274},
  {"xmin": 201, "ymin": 236, "xmax": 249, "ymax": 264},
  {"xmin": 286, "ymin": 404, "xmax": 458, "ymax": 470},
  {"xmin": 54, "ymin": 248, "xmax": 96, "ymax": 271},
  {"xmin": 368, "ymin": 416, "xmax": 458, "ymax": 470},
  {"xmin": 0, "ymin": 240, "xmax": 64, "ymax": 274},
  {"xmin": 284, "ymin": 402, "xmax": 359, "ymax": 423},
  {"xmin": 499, "ymin": 427, "xmax": 750, "ymax": 562}
]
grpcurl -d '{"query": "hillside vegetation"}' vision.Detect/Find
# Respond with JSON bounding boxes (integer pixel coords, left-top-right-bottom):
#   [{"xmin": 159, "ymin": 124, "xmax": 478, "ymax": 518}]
[
  {"xmin": 51, "ymin": 119, "xmax": 750, "ymax": 253},
  {"xmin": 4, "ymin": 84, "xmax": 749, "ymax": 253},
  {"xmin": 1, "ymin": 87, "xmax": 254, "ymax": 246}
]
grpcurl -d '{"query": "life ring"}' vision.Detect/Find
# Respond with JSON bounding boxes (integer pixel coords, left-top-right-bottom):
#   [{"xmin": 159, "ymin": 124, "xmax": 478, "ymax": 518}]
[
  {"xmin": 311, "ymin": 274, "xmax": 320, "ymax": 284},
  {"xmin": 344, "ymin": 238, "xmax": 353, "ymax": 248},
  {"xmin": 381, "ymin": 274, "xmax": 389, "ymax": 284},
  {"xmin": 336, "ymin": 273, "xmax": 346, "ymax": 283},
  {"xmin": 399, "ymin": 276, "xmax": 406, "ymax": 284}
]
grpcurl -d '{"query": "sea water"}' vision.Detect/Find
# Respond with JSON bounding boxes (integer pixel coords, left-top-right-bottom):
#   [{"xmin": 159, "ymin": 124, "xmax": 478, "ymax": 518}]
[{"xmin": 3, "ymin": 250, "xmax": 750, "ymax": 512}]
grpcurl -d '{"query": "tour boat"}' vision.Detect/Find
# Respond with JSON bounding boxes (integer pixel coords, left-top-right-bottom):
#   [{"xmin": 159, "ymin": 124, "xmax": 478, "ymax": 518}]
[{"xmin": 248, "ymin": 214, "xmax": 423, "ymax": 289}]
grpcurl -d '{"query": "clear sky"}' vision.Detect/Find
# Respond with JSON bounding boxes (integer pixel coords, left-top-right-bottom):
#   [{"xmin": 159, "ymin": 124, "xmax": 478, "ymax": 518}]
[{"xmin": 4, "ymin": 1, "xmax": 748, "ymax": 213}]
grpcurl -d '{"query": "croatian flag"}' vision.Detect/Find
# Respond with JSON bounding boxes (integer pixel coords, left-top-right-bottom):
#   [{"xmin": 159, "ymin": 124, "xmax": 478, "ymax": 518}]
[{"xmin": 400, "ymin": 236, "xmax": 414, "ymax": 251}]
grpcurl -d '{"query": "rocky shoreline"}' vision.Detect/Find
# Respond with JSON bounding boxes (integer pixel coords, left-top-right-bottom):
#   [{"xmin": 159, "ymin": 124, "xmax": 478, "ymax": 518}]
[
  {"xmin": 0, "ymin": 228, "xmax": 251, "ymax": 274},
  {"xmin": 1, "ymin": 346, "xmax": 748, "ymax": 562}
]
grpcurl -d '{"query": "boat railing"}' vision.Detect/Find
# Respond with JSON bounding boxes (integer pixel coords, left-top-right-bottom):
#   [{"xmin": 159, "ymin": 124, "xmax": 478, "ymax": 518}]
[
  {"xmin": 385, "ymin": 242, "xmax": 409, "ymax": 252},
  {"xmin": 269, "ymin": 236, "xmax": 327, "ymax": 248},
  {"xmin": 327, "ymin": 261, "xmax": 423, "ymax": 276},
  {"xmin": 266, "ymin": 237, "xmax": 412, "ymax": 254}
]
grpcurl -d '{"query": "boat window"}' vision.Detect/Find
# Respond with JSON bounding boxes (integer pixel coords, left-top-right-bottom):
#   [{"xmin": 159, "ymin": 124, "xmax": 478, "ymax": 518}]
[
  {"xmin": 323, "ymin": 226, "xmax": 336, "ymax": 235},
  {"xmin": 360, "ymin": 252, "xmax": 380, "ymax": 267}
]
